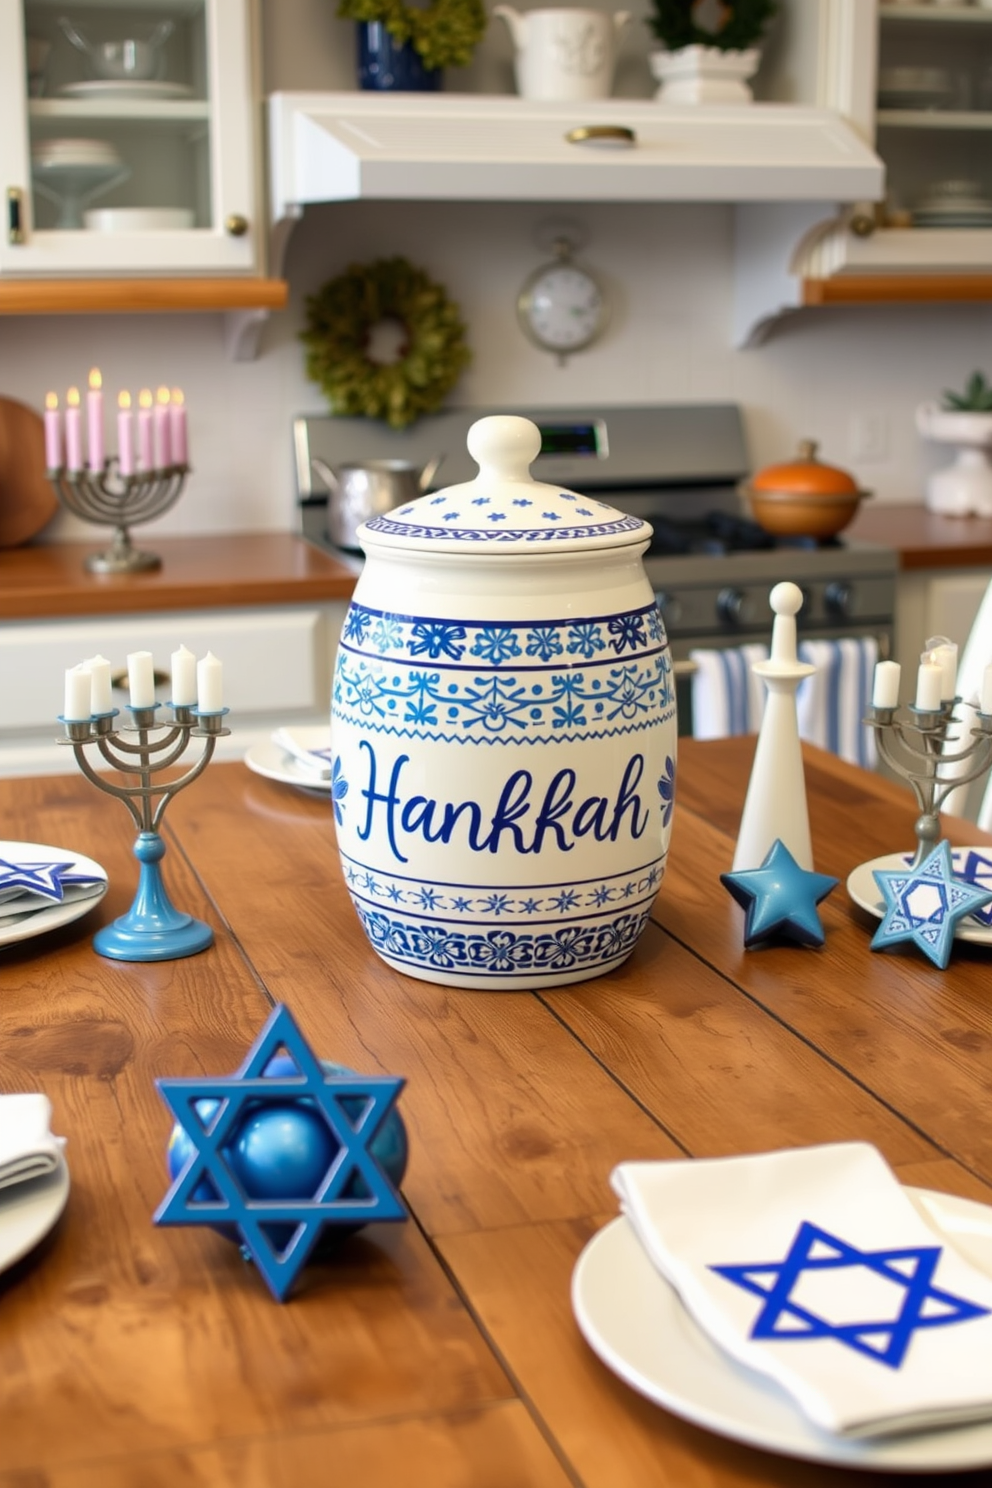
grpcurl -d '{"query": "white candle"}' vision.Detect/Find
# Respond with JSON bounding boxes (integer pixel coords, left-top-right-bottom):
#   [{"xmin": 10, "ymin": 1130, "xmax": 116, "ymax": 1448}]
[
  {"xmin": 196, "ymin": 651, "xmax": 223, "ymax": 713},
  {"xmin": 170, "ymin": 388, "xmax": 188, "ymax": 466},
  {"xmin": 87, "ymin": 367, "xmax": 103, "ymax": 471},
  {"xmin": 872, "ymin": 659, "xmax": 901, "ymax": 709},
  {"xmin": 170, "ymin": 644, "xmax": 197, "ymax": 706},
  {"xmin": 982, "ymin": 663, "xmax": 992, "ymax": 717},
  {"xmin": 84, "ymin": 654, "xmax": 113, "ymax": 715},
  {"xmin": 154, "ymin": 386, "xmax": 172, "ymax": 469},
  {"xmin": 44, "ymin": 392, "xmax": 61, "ymax": 470},
  {"xmin": 126, "ymin": 650, "xmax": 156, "ymax": 709},
  {"xmin": 929, "ymin": 641, "xmax": 959, "ymax": 701},
  {"xmin": 137, "ymin": 388, "xmax": 154, "ymax": 471},
  {"xmin": 64, "ymin": 664, "xmax": 91, "ymax": 721},
  {"xmin": 65, "ymin": 386, "xmax": 83, "ymax": 470},
  {"xmin": 915, "ymin": 661, "xmax": 943, "ymax": 712},
  {"xmin": 117, "ymin": 391, "xmax": 134, "ymax": 477}
]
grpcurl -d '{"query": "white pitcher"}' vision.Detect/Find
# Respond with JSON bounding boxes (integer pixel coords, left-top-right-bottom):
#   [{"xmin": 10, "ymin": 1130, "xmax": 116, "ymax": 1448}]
[{"xmin": 494, "ymin": 6, "xmax": 631, "ymax": 102}]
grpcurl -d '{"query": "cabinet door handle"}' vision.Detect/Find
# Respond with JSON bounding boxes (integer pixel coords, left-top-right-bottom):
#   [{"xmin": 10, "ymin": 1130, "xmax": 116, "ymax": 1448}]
[
  {"xmin": 225, "ymin": 214, "xmax": 248, "ymax": 237},
  {"xmin": 7, "ymin": 188, "xmax": 24, "ymax": 245}
]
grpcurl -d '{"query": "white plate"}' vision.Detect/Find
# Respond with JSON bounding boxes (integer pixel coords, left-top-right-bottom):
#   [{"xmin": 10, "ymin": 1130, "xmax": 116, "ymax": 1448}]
[
  {"xmin": 572, "ymin": 1188, "xmax": 992, "ymax": 1472},
  {"xmin": 0, "ymin": 841, "xmax": 107, "ymax": 950},
  {"xmin": 245, "ymin": 731, "xmax": 333, "ymax": 793},
  {"xmin": 0, "ymin": 1154, "xmax": 70, "ymax": 1275},
  {"xmin": 847, "ymin": 848, "xmax": 992, "ymax": 945},
  {"xmin": 58, "ymin": 80, "xmax": 192, "ymax": 101}
]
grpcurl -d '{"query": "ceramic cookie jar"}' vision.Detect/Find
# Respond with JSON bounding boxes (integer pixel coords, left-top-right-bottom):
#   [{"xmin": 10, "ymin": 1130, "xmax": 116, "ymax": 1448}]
[{"xmin": 330, "ymin": 415, "xmax": 677, "ymax": 989}]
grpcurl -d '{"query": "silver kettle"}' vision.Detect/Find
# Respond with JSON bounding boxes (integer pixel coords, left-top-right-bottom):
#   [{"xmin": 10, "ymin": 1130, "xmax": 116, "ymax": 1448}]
[{"xmin": 311, "ymin": 454, "xmax": 443, "ymax": 552}]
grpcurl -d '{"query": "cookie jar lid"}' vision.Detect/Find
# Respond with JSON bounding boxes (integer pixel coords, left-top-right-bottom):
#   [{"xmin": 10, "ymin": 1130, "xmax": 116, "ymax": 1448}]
[{"xmin": 358, "ymin": 415, "xmax": 652, "ymax": 555}]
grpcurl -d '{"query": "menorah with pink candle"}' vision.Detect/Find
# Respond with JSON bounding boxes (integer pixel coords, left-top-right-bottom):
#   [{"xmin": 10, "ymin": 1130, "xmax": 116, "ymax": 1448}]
[
  {"xmin": 58, "ymin": 645, "xmax": 227, "ymax": 962},
  {"xmin": 45, "ymin": 367, "xmax": 190, "ymax": 574},
  {"xmin": 866, "ymin": 636, "xmax": 992, "ymax": 867}
]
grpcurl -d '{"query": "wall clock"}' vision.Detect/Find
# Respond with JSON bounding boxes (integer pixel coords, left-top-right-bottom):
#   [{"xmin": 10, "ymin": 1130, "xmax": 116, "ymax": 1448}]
[{"xmin": 516, "ymin": 237, "xmax": 608, "ymax": 362}]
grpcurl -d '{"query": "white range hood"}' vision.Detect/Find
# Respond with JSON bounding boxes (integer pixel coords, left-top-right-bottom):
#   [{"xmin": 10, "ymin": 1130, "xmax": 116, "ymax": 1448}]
[{"xmin": 268, "ymin": 92, "xmax": 883, "ymax": 223}]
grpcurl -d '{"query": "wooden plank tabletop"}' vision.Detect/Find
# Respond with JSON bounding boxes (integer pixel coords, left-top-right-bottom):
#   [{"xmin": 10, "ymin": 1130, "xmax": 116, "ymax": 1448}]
[
  {"xmin": 0, "ymin": 535, "xmax": 358, "ymax": 621},
  {"xmin": 2, "ymin": 740, "xmax": 992, "ymax": 1485}
]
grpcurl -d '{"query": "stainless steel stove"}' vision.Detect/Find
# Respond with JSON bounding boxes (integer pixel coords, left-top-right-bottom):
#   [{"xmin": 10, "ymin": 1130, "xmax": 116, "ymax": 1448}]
[{"xmin": 295, "ymin": 403, "xmax": 897, "ymax": 670}]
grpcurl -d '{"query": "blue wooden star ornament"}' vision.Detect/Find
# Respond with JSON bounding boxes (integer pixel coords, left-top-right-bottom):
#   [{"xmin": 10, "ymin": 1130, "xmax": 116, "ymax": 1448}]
[
  {"xmin": 871, "ymin": 839, "xmax": 992, "ymax": 970},
  {"xmin": 721, "ymin": 839, "xmax": 839, "ymax": 948},
  {"xmin": 154, "ymin": 1003, "xmax": 407, "ymax": 1301}
]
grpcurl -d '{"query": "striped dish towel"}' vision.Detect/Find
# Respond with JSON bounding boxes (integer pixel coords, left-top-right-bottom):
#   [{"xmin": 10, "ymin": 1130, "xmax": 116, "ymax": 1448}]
[
  {"xmin": 796, "ymin": 637, "xmax": 879, "ymax": 770},
  {"xmin": 689, "ymin": 644, "xmax": 769, "ymax": 739},
  {"xmin": 689, "ymin": 637, "xmax": 878, "ymax": 769}
]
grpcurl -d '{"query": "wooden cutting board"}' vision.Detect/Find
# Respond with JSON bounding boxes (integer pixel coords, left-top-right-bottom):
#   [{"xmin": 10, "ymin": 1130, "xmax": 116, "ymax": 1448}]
[{"xmin": 0, "ymin": 395, "xmax": 60, "ymax": 547}]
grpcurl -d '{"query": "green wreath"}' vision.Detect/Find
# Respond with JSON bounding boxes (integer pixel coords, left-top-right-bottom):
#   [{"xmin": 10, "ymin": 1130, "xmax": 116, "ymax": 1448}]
[
  {"xmin": 337, "ymin": 0, "xmax": 486, "ymax": 72},
  {"xmin": 647, "ymin": 0, "xmax": 777, "ymax": 52},
  {"xmin": 301, "ymin": 257, "xmax": 471, "ymax": 429}
]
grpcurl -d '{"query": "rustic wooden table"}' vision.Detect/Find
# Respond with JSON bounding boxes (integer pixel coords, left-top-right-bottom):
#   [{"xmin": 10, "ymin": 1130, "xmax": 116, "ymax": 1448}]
[{"xmin": 2, "ymin": 739, "xmax": 992, "ymax": 1487}]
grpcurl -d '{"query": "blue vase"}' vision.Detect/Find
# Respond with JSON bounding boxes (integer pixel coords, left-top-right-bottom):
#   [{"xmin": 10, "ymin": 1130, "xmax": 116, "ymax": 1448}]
[{"xmin": 357, "ymin": 21, "xmax": 442, "ymax": 91}]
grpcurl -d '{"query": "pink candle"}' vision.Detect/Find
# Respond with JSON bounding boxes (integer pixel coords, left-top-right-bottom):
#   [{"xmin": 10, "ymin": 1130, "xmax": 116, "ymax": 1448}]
[
  {"xmin": 137, "ymin": 389, "xmax": 154, "ymax": 471},
  {"xmin": 86, "ymin": 367, "xmax": 103, "ymax": 471},
  {"xmin": 44, "ymin": 392, "xmax": 62, "ymax": 470},
  {"xmin": 117, "ymin": 391, "xmax": 134, "ymax": 477},
  {"xmin": 169, "ymin": 388, "xmax": 188, "ymax": 466},
  {"xmin": 154, "ymin": 386, "xmax": 172, "ymax": 469},
  {"xmin": 65, "ymin": 387, "xmax": 83, "ymax": 471}
]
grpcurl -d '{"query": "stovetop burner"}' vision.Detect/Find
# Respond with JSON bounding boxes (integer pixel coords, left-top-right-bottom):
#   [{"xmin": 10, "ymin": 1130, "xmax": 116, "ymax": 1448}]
[{"xmin": 647, "ymin": 511, "xmax": 845, "ymax": 557}]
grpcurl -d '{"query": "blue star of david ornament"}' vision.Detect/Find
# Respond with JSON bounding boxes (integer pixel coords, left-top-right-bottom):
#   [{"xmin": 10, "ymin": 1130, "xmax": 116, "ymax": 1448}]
[
  {"xmin": 721, "ymin": 839, "xmax": 838, "ymax": 948},
  {"xmin": 871, "ymin": 840, "xmax": 992, "ymax": 969},
  {"xmin": 711, "ymin": 1220, "xmax": 990, "ymax": 1368},
  {"xmin": 154, "ymin": 1003, "xmax": 407, "ymax": 1301}
]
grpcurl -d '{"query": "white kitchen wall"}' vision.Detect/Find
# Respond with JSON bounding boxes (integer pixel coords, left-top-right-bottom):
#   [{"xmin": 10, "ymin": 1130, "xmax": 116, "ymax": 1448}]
[{"xmin": 3, "ymin": 0, "xmax": 991, "ymax": 543}]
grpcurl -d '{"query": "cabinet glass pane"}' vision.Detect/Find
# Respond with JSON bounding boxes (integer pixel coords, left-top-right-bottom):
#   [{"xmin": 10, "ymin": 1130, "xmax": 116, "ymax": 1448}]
[
  {"xmin": 877, "ymin": 6, "xmax": 992, "ymax": 226},
  {"xmin": 23, "ymin": 0, "xmax": 212, "ymax": 233}
]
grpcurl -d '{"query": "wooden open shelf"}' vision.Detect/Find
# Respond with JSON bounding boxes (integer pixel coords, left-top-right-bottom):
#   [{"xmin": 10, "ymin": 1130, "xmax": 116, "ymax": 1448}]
[
  {"xmin": 0, "ymin": 276, "xmax": 288, "ymax": 315},
  {"xmin": 803, "ymin": 275, "xmax": 992, "ymax": 306}
]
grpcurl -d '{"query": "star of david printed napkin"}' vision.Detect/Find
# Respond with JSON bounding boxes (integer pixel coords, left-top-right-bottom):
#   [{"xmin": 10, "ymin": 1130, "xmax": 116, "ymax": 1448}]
[
  {"xmin": 611, "ymin": 1143, "xmax": 992, "ymax": 1439},
  {"xmin": 0, "ymin": 1094, "xmax": 65, "ymax": 1192}
]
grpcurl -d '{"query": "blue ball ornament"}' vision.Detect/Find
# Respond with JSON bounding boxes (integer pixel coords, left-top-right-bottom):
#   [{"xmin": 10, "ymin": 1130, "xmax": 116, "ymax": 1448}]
[{"xmin": 166, "ymin": 1054, "xmax": 408, "ymax": 1249}]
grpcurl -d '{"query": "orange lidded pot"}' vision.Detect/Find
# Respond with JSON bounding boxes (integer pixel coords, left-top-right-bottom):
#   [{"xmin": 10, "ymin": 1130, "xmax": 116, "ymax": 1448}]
[{"xmin": 740, "ymin": 439, "xmax": 870, "ymax": 540}]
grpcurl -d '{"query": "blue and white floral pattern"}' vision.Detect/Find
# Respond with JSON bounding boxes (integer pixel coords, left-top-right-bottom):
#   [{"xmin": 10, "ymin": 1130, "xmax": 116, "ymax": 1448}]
[
  {"xmin": 354, "ymin": 904, "xmax": 652, "ymax": 979},
  {"xmin": 332, "ymin": 587, "xmax": 676, "ymax": 987},
  {"xmin": 340, "ymin": 601, "xmax": 661, "ymax": 666}
]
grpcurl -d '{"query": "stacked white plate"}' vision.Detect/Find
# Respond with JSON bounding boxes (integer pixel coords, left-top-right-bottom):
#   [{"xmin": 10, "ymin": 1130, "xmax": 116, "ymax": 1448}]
[
  {"xmin": 877, "ymin": 66, "xmax": 954, "ymax": 111},
  {"xmin": 913, "ymin": 179, "xmax": 992, "ymax": 228},
  {"xmin": 31, "ymin": 136, "xmax": 122, "ymax": 170}
]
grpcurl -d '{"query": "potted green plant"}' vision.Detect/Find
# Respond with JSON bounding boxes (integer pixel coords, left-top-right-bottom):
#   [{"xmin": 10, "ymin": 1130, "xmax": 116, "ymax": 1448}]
[
  {"xmin": 917, "ymin": 371, "xmax": 992, "ymax": 516},
  {"xmin": 647, "ymin": 0, "xmax": 778, "ymax": 105},
  {"xmin": 338, "ymin": 0, "xmax": 487, "ymax": 91}
]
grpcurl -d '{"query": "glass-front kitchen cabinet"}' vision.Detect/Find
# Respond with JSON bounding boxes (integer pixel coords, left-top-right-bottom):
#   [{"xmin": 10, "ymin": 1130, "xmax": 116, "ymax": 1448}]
[
  {"xmin": 0, "ymin": 0, "xmax": 259, "ymax": 276},
  {"xmin": 798, "ymin": 0, "xmax": 992, "ymax": 283}
]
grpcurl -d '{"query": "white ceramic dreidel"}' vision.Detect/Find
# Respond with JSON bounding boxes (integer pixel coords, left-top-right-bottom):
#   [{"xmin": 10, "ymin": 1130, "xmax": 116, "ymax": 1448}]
[{"xmin": 732, "ymin": 582, "xmax": 816, "ymax": 872}]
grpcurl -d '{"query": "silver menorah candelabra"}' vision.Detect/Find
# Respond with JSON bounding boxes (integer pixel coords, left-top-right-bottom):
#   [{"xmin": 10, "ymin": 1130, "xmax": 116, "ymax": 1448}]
[
  {"xmin": 864, "ymin": 699, "xmax": 992, "ymax": 867},
  {"xmin": 58, "ymin": 701, "xmax": 228, "ymax": 961},
  {"xmin": 48, "ymin": 461, "xmax": 189, "ymax": 574}
]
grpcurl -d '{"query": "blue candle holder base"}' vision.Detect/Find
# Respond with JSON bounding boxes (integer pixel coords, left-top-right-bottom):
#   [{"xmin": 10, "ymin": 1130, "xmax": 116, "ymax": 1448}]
[{"xmin": 93, "ymin": 830, "xmax": 213, "ymax": 962}]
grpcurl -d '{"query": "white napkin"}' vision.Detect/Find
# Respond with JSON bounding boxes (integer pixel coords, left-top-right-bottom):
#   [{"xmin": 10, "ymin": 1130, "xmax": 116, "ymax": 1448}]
[
  {"xmin": 0, "ymin": 880, "xmax": 106, "ymax": 920},
  {"xmin": 0, "ymin": 1094, "xmax": 65, "ymax": 1191},
  {"xmin": 612, "ymin": 1143, "xmax": 992, "ymax": 1439},
  {"xmin": 271, "ymin": 727, "xmax": 333, "ymax": 778}
]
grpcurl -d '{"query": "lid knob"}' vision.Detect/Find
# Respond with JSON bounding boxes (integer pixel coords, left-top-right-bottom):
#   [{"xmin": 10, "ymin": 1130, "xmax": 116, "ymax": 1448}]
[{"xmin": 467, "ymin": 415, "xmax": 542, "ymax": 481}]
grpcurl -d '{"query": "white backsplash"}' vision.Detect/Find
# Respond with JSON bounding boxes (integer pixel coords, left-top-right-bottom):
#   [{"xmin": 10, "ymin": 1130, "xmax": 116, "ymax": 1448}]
[{"xmin": 5, "ymin": 196, "xmax": 992, "ymax": 543}]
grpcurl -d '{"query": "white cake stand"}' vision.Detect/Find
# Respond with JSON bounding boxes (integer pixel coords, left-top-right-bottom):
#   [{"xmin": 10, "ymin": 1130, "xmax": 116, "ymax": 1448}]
[
  {"xmin": 916, "ymin": 404, "xmax": 992, "ymax": 516},
  {"xmin": 32, "ymin": 160, "xmax": 130, "ymax": 230}
]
